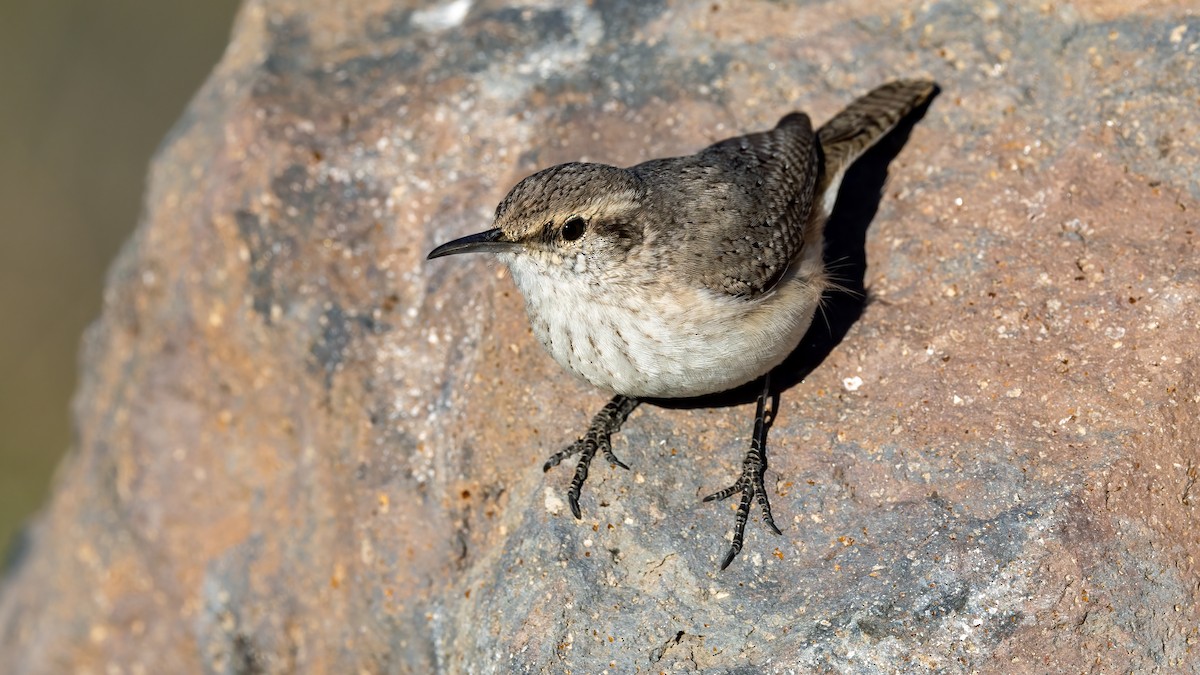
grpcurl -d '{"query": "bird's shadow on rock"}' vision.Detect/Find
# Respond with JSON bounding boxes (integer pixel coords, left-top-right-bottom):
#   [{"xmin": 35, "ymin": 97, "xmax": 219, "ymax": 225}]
[{"xmin": 651, "ymin": 88, "xmax": 939, "ymax": 414}]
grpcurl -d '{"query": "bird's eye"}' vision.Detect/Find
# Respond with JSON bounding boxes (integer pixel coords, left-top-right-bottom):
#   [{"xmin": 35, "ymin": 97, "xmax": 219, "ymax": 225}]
[{"xmin": 561, "ymin": 215, "xmax": 587, "ymax": 241}]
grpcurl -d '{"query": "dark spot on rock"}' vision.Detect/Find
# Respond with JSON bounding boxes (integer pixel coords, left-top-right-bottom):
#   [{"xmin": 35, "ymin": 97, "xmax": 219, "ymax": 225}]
[
  {"xmin": 589, "ymin": 0, "xmax": 667, "ymax": 41},
  {"xmin": 920, "ymin": 582, "xmax": 970, "ymax": 618},
  {"xmin": 517, "ymin": 148, "xmax": 542, "ymax": 170},
  {"xmin": 234, "ymin": 209, "xmax": 285, "ymax": 321},
  {"xmin": 857, "ymin": 616, "xmax": 901, "ymax": 640},
  {"xmin": 311, "ymin": 303, "xmax": 352, "ymax": 388},
  {"xmin": 233, "ymin": 632, "xmax": 265, "ymax": 675},
  {"xmin": 270, "ymin": 164, "xmax": 315, "ymax": 218}
]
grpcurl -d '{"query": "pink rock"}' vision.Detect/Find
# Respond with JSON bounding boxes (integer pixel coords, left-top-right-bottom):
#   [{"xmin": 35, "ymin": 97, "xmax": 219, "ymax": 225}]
[{"xmin": 2, "ymin": 1, "xmax": 1197, "ymax": 672}]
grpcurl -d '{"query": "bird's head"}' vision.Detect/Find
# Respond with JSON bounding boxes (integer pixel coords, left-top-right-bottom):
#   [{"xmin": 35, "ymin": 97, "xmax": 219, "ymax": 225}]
[{"xmin": 427, "ymin": 162, "xmax": 649, "ymax": 284}]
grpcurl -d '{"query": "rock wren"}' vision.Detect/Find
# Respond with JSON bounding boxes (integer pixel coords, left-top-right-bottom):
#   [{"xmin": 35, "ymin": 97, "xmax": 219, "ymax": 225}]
[{"xmin": 428, "ymin": 80, "xmax": 936, "ymax": 569}]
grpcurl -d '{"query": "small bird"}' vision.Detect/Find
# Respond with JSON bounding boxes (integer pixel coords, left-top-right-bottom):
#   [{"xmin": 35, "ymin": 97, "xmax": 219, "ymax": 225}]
[{"xmin": 428, "ymin": 79, "xmax": 936, "ymax": 569}]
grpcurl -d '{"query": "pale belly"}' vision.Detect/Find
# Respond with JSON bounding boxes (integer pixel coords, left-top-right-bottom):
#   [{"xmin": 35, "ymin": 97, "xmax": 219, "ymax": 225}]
[{"xmin": 512, "ymin": 269, "xmax": 824, "ymax": 399}]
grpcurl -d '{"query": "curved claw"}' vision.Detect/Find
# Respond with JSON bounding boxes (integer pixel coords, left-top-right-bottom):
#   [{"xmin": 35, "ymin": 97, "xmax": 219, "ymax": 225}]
[
  {"xmin": 543, "ymin": 439, "xmax": 584, "ymax": 472},
  {"xmin": 757, "ymin": 487, "xmax": 783, "ymax": 535},
  {"xmin": 605, "ymin": 451, "xmax": 630, "ymax": 471},
  {"xmin": 719, "ymin": 543, "xmax": 741, "ymax": 571},
  {"xmin": 597, "ymin": 429, "xmax": 629, "ymax": 470},
  {"xmin": 543, "ymin": 395, "xmax": 640, "ymax": 519}
]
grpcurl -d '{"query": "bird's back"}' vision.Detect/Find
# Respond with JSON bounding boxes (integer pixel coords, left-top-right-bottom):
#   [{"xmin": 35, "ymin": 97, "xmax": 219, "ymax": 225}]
[{"xmin": 630, "ymin": 113, "xmax": 821, "ymax": 299}]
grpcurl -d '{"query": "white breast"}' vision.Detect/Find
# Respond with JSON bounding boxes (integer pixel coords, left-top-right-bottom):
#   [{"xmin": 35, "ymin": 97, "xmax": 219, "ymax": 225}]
[{"xmin": 504, "ymin": 252, "xmax": 826, "ymax": 399}]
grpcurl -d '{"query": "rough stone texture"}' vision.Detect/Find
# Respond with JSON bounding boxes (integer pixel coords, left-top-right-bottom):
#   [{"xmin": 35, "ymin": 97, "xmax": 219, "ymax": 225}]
[{"xmin": 2, "ymin": 0, "xmax": 1199, "ymax": 672}]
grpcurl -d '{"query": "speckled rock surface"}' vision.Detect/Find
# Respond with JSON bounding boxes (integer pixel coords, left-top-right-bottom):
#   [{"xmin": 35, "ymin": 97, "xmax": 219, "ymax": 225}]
[{"xmin": 2, "ymin": 0, "xmax": 1198, "ymax": 673}]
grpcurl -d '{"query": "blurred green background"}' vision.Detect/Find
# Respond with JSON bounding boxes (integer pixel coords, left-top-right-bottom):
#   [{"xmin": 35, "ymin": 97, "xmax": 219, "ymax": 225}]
[{"xmin": 0, "ymin": 0, "xmax": 241, "ymax": 553}]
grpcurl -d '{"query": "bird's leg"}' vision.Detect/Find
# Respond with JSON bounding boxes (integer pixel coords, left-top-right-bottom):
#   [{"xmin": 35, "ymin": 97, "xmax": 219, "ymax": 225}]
[
  {"xmin": 703, "ymin": 373, "xmax": 782, "ymax": 570},
  {"xmin": 543, "ymin": 395, "xmax": 640, "ymax": 519}
]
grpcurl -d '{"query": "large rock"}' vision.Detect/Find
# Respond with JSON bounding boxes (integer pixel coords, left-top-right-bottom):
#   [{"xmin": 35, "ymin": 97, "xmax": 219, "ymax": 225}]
[{"xmin": 2, "ymin": 0, "xmax": 1197, "ymax": 672}]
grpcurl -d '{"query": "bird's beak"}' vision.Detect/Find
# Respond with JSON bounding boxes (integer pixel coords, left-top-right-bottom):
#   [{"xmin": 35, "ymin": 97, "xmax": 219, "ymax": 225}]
[{"xmin": 426, "ymin": 228, "xmax": 519, "ymax": 259}]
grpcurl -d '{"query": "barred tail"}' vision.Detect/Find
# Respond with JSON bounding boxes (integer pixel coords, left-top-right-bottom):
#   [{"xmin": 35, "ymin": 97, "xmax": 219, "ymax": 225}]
[{"xmin": 816, "ymin": 79, "xmax": 937, "ymax": 211}]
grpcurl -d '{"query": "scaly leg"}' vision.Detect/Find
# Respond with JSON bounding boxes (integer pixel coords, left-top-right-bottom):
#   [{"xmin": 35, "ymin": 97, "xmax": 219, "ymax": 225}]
[
  {"xmin": 543, "ymin": 395, "xmax": 640, "ymax": 519},
  {"xmin": 703, "ymin": 374, "xmax": 782, "ymax": 570}
]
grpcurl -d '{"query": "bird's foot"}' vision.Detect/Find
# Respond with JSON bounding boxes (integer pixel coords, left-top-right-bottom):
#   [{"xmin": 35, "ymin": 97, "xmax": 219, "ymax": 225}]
[
  {"xmin": 543, "ymin": 395, "xmax": 640, "ymax": 519},
  {"xmin": 703, "ymin": 374, "xmax": 782, "ymax": 570},
  {"xmin": 703, "ymin": 451, "xmax": 782, "ymax": 570}
]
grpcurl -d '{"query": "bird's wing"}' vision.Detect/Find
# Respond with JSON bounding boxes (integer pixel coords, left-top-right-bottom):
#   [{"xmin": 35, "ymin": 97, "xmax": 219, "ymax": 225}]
[{"xmin": 636, "ymin": 113, "xmax": 820, "ymax": 299}]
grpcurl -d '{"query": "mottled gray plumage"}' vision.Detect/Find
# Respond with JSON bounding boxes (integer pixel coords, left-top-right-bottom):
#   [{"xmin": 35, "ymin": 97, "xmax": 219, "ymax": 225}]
[
  {"xmin": 817, "ymin": 79, "xmax": 938, "ymax": 200},
  {"xmin": 630, "ymin": 110, "xmax": 819, "ymax": 298},
  {"xmin": 428, "ymin": 79, "xmax": 937, "ymax": 569}
]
